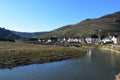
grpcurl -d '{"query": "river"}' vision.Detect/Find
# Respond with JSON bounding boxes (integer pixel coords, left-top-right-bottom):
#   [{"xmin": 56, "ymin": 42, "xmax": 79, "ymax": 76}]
[{"xmin": 0, "ymin": 48, "xmax": 120, "ymax": 80}]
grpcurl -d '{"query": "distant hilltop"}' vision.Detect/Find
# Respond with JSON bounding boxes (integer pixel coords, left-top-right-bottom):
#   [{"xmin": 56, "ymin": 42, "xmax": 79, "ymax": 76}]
[
  {"xmin": 0, "ymin": 27, "xmax": 20, "ymax": 41},
  {"xmin": 39, "ymin": 11, "xmax": 120, "ymax": 38},
  {"xmin": 0, "ymin": 27, "xmax": 47, "ymax": 41},
  {"xmin": 12, "ymin": 31, "xmax": 48, "ymax": 38}
]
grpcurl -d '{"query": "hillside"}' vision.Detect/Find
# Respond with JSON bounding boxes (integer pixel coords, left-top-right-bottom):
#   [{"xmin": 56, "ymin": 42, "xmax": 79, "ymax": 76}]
[
  {"xmin": 39, "ymin": 11, "xmax": 120, "ymax": 38},
  {"xmin": 12, "ymin": 31, "xmax": 47, "ymax": 38},
  {"xmin": 0, "ymin": 27, "xmax": 20, "ymax": 40}
]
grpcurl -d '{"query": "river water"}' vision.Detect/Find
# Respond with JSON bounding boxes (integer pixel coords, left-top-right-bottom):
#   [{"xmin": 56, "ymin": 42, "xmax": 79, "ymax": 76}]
[{"xmin": 0, "ymin": 49, "xmax": 120, "ymax": 80}]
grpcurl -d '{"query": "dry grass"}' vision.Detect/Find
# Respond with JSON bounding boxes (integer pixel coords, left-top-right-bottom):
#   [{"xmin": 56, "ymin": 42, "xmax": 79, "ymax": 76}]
[
  {"xmin": 98, "ymin": 44, "xmax": 120, "ymax": 53},
  {"xmin": 0, "ymin": 41, "xmax": 86, "ymax": 68}
]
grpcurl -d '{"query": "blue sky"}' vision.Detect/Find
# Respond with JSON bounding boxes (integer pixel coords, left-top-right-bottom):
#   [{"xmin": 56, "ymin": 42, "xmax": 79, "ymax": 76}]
[{"xmin": 0, "ymin": 0, "xmax": 120, "ymax": 32}]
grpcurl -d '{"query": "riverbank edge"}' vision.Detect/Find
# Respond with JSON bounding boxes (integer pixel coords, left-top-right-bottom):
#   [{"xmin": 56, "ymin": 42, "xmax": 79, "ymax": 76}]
[
  {"xmin": 82, "ymin": 44, "xmax": 120, "ymax": 53},
  {"xmin": 0, "ymin": 46, "xmax": 87, "ymax": 69},
  {"xmin": 97, "ymin": 45, "xmax": 120, "ymax": 53}
]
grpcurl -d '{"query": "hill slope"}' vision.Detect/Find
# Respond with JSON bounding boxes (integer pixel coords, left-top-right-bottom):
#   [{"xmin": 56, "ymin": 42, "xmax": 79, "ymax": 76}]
[
  {"xmin": 12, "ymin": 31, "xmax": 48, "ymax": 38},
  {"xmin": 40, "ymin": 11, "xmax": 120, "ymax": 38},
  {"xmin": 0, "ymin": 27, "xmax": 20, "ymax": 40}
]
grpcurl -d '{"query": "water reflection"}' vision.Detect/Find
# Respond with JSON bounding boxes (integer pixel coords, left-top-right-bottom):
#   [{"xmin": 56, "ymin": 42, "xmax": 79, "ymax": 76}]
[
  {"xmin": 87, "ymin": 48, "xmax": 92, "ymax": 62},
  {"xmin": 110, "ymin": 52, "xmax": 116, "ymax": 67},
  {"xmin": 0, "ymin": 49, "xmax": 120, "ymax": 80}
]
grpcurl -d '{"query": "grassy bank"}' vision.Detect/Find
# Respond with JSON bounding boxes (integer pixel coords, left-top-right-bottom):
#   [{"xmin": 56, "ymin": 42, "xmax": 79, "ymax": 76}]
[
  {"xmin": 81, "ymin": 44, "xmax": 120, "ymax": 54},
  {"xmin": 96, "ymin": 44, "xmax": 120, "ymax": 53},
  {"xmin": 0, "ymin": 42, "xmax": 86, "ymax": 69}
]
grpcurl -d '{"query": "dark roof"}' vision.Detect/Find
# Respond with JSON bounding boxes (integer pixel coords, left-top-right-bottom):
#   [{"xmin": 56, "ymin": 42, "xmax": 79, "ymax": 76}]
[{"xmin": 91, "ymin": 34, "xmax": 99, "ymax": 38}]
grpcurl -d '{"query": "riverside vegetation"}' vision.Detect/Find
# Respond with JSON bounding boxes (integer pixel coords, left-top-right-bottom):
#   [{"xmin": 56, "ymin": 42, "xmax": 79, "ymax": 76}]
[
  {"xmin": 0, "ymin": 42, "xmax": 86, "ymax": 69},
  {"xmin": 98, "ymin": 44, "xmax": 120, "ymax": 53}
]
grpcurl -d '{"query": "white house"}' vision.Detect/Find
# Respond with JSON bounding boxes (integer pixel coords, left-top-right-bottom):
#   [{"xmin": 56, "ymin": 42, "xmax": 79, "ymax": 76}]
[
  {"xmin": 101, "ymin": 38, "xmax": 112, "ymax": 44},
  {"xmin": 111, "ymin": 36, "xmax": 117, "ymax": 44},
  {"xmin": 68, "ymin": 38, "xmax": 79, "ymax": 43},
  {"xmin": 46, "ymin": 39, "xmax": 52, "ymax": 43},
  {"xmin": 86, "ymin": 35, "xmax": 99, "ymax": 44},
  {"xmin": 101, "ymin": 36, "xmax": 117, "ymax": 44},
  {"xmin": 86, "ymin": 37, "xmax": 92, "ymax": 44}
]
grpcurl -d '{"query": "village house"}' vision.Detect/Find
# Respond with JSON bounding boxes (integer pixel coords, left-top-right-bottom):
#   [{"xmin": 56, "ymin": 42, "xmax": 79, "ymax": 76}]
[
  {"xmin": 101, "ymin": 35, "xmax": 119, "ymax": 44},
  {"xmin": 67, "ymin": 38, "xmax": 85, "ymax": 43},
  {"xmin": 67, "ymin": 38, "xmax": 79, "ymax": 43},
  {"xmin": 101, "ymin": 38, "xmax": 112, "ymax": 44},
  {"xmin": 46, "ymin": 39, "xmax": 52, "ymax": 43},
  {"xmin": 38, "ymin": 38, "xmax": 47, "ymax": 42},
  {"xmin": 111, "ymin": 36, "xmax": 117, "ymax": 44},
  {"xmin": 86, "ymin": 34, "xmax": 99, "ymax": 44},
  {"xmin": 78, "ymin": 38, "xmax": 85, "ymax": 43}
]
